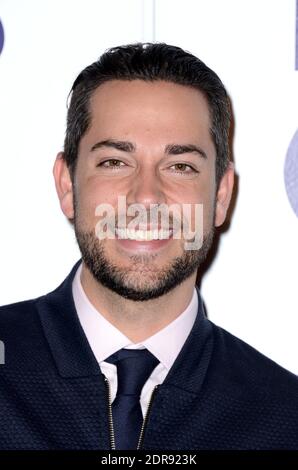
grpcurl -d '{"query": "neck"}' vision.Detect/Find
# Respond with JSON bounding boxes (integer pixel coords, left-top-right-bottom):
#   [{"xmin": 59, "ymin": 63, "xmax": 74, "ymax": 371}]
[{"xmin": 80, "ymin": 263, "xmax": 197, "ymax": 343}]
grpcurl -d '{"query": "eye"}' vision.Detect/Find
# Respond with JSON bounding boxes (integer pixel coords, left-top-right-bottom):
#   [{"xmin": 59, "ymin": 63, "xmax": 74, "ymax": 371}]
[
  {"xmin": 96, "ymin": 159, "xmax": 126, "ymax": 169},
  {"xmin": 169, "ymin": 163, "xmax": 199, "ymax": 174}
]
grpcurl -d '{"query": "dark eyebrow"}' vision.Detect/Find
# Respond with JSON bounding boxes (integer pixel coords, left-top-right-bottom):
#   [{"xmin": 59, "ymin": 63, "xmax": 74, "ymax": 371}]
[
  {"xmin": 90, "ymin": 139, "xmax": 135, "ymax": 153},
  {"xmin": 90, "ymin": 139, "xmax": 207, "ymax": 159},
  {"xmin": 165, "ymin": 143, "xmax": 207, "ymax": 160}
]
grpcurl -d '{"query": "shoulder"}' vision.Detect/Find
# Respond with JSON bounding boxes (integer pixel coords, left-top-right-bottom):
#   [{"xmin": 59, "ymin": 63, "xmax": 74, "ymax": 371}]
[
  {"xmin": 209, "ymin": 320, "xmax": 298, "ymax": 400},
  {"xmin": 194, "ymin": 320, "xmax": 298, "ymax": 448},
  {"xmin": 0, "ymin": 296, "xmax": 48, "ymax": 369},
  {"xmin": 0, "ymin": 292, "xmax": 45, "ymax": 321},
  {"xmin": 0, "ymin": 296, "xmax": 42, "ymax": 329}
]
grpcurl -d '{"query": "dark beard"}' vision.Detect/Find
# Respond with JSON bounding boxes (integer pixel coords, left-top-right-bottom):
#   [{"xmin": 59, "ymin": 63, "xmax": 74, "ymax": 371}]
[{"xmin": 74, "ymin": 216, "xmax": 215, "ymax": 302}]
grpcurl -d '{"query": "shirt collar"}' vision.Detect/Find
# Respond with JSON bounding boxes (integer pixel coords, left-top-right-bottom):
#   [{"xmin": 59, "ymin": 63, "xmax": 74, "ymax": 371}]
[{"xmin": 72, "ymin": 261, "xmax": 198, "ymax": 371}]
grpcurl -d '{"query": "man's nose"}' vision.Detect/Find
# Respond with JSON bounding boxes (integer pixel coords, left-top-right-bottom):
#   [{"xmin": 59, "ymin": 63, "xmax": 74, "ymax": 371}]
[{"xmin": 126, "ymin": 168, "xmax": 166, "ymax": 208}]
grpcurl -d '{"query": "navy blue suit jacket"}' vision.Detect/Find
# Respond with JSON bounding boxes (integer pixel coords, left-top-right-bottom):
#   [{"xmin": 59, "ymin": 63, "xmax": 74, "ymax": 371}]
[{"xmin": 0, "ymin": 259, "xmax": 298, "ymax": 450}]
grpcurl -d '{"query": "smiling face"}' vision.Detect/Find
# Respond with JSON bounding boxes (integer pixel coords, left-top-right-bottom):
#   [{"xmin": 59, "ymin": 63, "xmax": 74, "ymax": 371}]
[{"xmin": 54, "ymin": 79, "xmax": 234, "ymax": 301}]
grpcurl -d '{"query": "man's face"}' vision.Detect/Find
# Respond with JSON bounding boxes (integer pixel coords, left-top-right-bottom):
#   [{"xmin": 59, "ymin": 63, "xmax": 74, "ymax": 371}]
[{"xmin": 69, "ymin": 80, "xmax": 222, "ymax": 301}]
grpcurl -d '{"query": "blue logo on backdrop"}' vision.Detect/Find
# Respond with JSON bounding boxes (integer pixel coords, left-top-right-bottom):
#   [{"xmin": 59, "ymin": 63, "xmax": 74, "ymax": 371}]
[
  {"xmin": 284, "ymin": 129, "xmax": 298, "ymax": 218},
  {"xmin": 0, "ymin": 19, "xmax": 4, "ymax": 55}
]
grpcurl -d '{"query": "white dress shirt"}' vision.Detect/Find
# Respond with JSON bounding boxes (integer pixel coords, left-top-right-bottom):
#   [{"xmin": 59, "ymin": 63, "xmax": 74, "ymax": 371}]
[{"xmin": 72, "ymin": 261, "xmax": 198, "ymax": 417}]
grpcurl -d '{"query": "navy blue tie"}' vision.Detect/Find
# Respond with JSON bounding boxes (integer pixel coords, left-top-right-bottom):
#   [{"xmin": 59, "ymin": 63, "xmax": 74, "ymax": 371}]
[{"xmin": 105, "ymin": 348, "xmax": 159, "ymax": 450}]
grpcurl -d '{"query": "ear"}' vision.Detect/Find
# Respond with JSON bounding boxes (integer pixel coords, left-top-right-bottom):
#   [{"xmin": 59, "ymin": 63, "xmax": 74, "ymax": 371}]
[
  {"xmin": 53, "ymin": 152, "xmax": 74, "ymax": 220},
  {"xmin": 215, "ymin": 161, "xmax": 235, "ymax": 227}
]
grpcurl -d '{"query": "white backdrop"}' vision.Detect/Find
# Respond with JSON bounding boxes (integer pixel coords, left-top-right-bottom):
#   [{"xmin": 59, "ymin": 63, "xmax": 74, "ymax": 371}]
[{"xmin": 1, "ymin": 0, "xmax": 298, "ymax": 373}]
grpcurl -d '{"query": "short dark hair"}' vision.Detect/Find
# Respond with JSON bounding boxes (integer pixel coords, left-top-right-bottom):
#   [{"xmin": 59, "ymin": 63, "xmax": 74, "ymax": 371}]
[{"xmin": 63, "ymin": 42, "xmax": 231, "ymax": 186}]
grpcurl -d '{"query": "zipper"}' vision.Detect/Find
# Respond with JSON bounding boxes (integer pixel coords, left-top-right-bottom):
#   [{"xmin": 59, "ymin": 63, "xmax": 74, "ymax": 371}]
[
  {"xmin": 137, "ymin": 384, "xmax": 159, "ymax": 450},
  {"xmin": 104, "ymin": 376, "xmax": 159, "ymax": 450},
  {"xmin": 104, "ymin": 376, "xmax": 116, "ymax": 450}
]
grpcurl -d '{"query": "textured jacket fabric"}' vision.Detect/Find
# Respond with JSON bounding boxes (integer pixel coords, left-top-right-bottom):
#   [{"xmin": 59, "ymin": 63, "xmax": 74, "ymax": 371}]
[{"xmin": 0, "ymin": 259, "xmax": 298, "ymax": 450}]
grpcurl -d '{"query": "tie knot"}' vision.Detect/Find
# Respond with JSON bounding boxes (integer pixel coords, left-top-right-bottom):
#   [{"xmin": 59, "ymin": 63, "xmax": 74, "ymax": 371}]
[{"xmin": 105, "ymin": 348, "xmax": 159, "ymax": 396}]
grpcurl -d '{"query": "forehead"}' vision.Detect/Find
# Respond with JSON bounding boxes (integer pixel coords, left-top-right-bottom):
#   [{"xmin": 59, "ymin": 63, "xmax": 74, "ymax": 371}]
[{"xmin": 88, "ymin": 79, "xmax": 212, "ymax": 136}]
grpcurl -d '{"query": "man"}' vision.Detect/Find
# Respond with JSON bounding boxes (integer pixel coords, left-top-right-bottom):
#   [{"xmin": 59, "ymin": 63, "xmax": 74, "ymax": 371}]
[{"xmin": 0, "ymin": 42, "xmax": 298, "ymax": 451}]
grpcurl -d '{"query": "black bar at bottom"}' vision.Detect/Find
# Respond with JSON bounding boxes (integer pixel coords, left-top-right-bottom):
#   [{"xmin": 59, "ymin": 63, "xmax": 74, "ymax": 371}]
[{"xmin": 0, "ymin": 450, "xmax": 298, "ymax": 466}]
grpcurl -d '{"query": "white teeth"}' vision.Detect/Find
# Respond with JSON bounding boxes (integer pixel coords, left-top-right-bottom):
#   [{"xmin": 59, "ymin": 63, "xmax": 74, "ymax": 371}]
[{"xmin": 115, "ymin": 228, "xmax": 172, "ymax": 241}]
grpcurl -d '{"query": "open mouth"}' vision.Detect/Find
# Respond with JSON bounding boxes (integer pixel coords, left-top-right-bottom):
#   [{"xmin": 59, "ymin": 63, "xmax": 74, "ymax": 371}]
[
  {"xmin": 114, "ymin": 227, "xmax": 174, "ymax": 252},
  {"xmin": 115, "ymin": 227, "xmax": 173, "ymax": 241}
]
